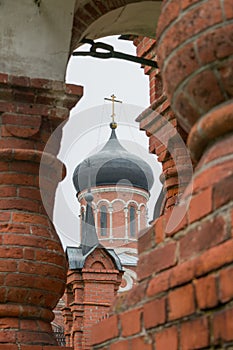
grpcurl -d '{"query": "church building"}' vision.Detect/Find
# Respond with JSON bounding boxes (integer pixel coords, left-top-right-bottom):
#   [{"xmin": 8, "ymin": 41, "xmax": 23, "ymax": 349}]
[
  {"xmin": 0, "ymin": 1, "xmax": 232, "ymax": 349},
  {"xmin": 62, "ymin": 106, "xmax": 154, "ymax": 349}
]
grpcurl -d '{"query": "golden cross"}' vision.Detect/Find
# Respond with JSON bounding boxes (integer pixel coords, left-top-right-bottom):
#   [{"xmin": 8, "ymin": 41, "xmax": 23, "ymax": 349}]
[{"xmin": 104, "ymin": 94, "xmax": 122, "ymax": 123}]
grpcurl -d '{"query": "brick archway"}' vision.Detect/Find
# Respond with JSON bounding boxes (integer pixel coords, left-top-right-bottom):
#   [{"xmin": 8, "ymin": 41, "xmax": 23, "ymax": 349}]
[{"xmin": 70, "ymin": 1, "xmax": 162, "ymax": 51}]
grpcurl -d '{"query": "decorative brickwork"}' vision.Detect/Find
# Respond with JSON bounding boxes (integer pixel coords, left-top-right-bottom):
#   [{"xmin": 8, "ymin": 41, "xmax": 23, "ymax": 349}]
[
  {"xmin": 0, "ymin": 1, "xmax": 232, "ymax": 349},
  {"xmin": 91, "ymin": 133, "xmax": 233, "ymax": 349},
  {"xmin": 157, "ymin": 0, "xmax": 233, "ymax": 135},
  {"xmin": 0, "ymin": 74, "xmax": 82, "ymax": 348},
  {"xmin": 78, "ymin": 186, "xmax": 148, "ymax": 249},
  {"xmin": 134, "ymin": 37, "xmax": 190, "ymax": 213},
  {"xmin": 91, "ymin": 1, "xmax": 233, "ymax": 349},
  {"xmin": 63, "ymin": 247, "xmax": 122, "ymax": 350}
]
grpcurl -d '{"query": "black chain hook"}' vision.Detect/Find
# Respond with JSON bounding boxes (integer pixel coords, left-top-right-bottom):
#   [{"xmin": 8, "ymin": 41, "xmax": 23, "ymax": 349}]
[{"xmin": 72, "ymin": 38, "xmax": 158, "ymax": 68}]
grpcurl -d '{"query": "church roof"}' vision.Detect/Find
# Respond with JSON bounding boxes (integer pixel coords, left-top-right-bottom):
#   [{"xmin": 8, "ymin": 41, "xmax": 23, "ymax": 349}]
[
  {"xmin": 73, "ymin": 125, "xmax": 154, "ymax": 194},
  {"xmin": 66, "ymin": 246, "xmax": 123, "ymax": 271}
]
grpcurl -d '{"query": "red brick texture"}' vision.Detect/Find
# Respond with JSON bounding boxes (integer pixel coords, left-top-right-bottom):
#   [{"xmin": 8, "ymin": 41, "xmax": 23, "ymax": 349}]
[
  {"xmin": 91, "ymin": 132, "xmax": 233, "ymax": 349},
  {"xmin": 63, "ymin": 248, "xmax": 122, "ymax": 350},
  {"xmin": 86, "ymin": 2, "xmax": 232, "ymax": 349},
  {"xmin": 0, "ymin": 73, "xmax": 82, "ymax": 346},
  {"xmin": 157, "ymin": 0, "xmax": 233, "ymax": 134},
  {"xmin": 90, "ymin": 6, "xmax": 233, "ymax": 346},
  {"xmin": 0, "ymin": 346, "xmax": 73, "ymax": 350},
  {"xmin": 134, "ymin": 37, "xmax": 190, "ymax": 214},
  {"xmin": 79, "ymin": 186, "xmax": 148, "ymax": 249}
]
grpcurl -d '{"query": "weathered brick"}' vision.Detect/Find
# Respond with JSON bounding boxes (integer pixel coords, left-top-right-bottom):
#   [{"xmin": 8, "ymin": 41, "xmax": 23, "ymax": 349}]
[
  {"xmin": 0, "ymin": 330, "xmax": 16, "ymax": 343},
  {"xmin": 218, "ymin": 60, "xmax": 233, "ymax": 98},
  {"xmin": 173, "ymin": 90, "xmax": 200, "ymax": 132},
  {"xmin": 6, "ymin": 287, "xmax": 28, "ymax": 303},
  {"xmin": 157, "ymin": 0, "xmax": 180, "ymax": 36},
  {"xmin": 147, "ymin": 270, "xmax": 170, "ymax": 297},
  {"xmin": 12, "ymin": 213, "xmax": 49, "ymax": 226},
  {"xmin": 213, "ymin": 308, "xmax": 233, "ymax": 343},
  {"xmin": 155, "ymin": 326, "xmax": 178, "ymax": 350},
  {"xmin": 10, "ymin": 161, "xmax": 39, "ymax": 174},
  {"xmin": 196, "ymin": 23, "xmax": 233, "ymax": 65},
  {"xmin": 109, "ymin": 340, "xmax": 129, "ymax": 350},
  {"xmin": 18, "ymin": 187, "xmax": 41, "ymax": 201},
  {"xmin": 23, "ymin": 247, "xmax": 35, "ymax": 260},
  {"xmin": 219, "ymin": 266, "xmax": 233, "ymax": 303},
  {"xmin": 166, "ymin": 203, "xmax": 188, "ymax": 236},
  {"xmin": 194, "ymin": 274, "xmax": 218, "ymax": 309},
  {"xmin": 195, "ymin": 239, "xmax": 233, "ymax": 277},
  {"xmin": 130, "ymin": 336, "xmax": 152, "ymax": 350},
  {"xmin": 0, "ymin": 246, "xmax": 23, "ymax": 259},
  {"xmin": 168, "ymin": 284, "xmax": 195, "ymax": 320},
  {"xmin": 186, "ymin": 70, "xmax": 225, "ymax": 113},
  {"xmin": 120, "ymin": 308, "xmax": 142, "ymax": 336},
  {"xmin": 10, "ymin": 75, "xmax": 30, "ymax": 87},
  {"xmin": 138, "ymin": 242, "xmax": 177, "ymax": 280},
  {"xmin": 124, "ymin": 280, "xmax": 148, "ymax": 309},
  {"xmin": 213, "ymin": 174, "xmax": 233, "ymax": 209},
  {"xmin": 154, "ymin": 215, "xmax": 165, "ymax": 244},
  {"xmin": 180, "ymin": 215, "xmax": 226, "ymax": 261},
  {"xmin": 0, "ymin": 186, "xmax": 17, "ymax": 197},
  {"xmin": 170, "ymin": 259, "xmax": 195, "ymax": 288},
  {"xmin": 181, "ymin": 317, "xmax": 209, "ymax": 349},
  {"xmin": 0, "ymin": 198, "xmax": 39, "ymax": 212},
  {"xmin": 188, "ymin": 187, "xmax": 212, "ymax": 223},
  {"xmin": 21, "ymin": 346, "xmax": 43, "ymax": 350},
  {"xmin": 91, "ymin": 315, "xmax": 119, "ymax": 345},
  {"xmin": 0, "ymin": 345, "xmax": 18, "ymax": 350},
  {"xmin": 0, "ymin": 260, "xmax": 17, "ymax": 272},
  {"xmin": 138, "ymin": 226, "xmax": 154, "ymax": 255},
  {"xmin": 36, "ymin": 249, "xmax": 65, "ymax": 267},
  {"xmin": 0, "ymin": 212, "xmax": 11, "ymax": 222},
  {"xmin": 144, "ymin": 297, "xmax": 166, "ymax": 329},
  {"xmin": 163, "ymin": 41, "xmax": 199, "ymax": 97},
  {"xmin": 0, "ymin": 174, "xmax": 35, "ymax": 186},
  {"xmin": 224, "ymin": 0, "xmax": 233, "ymax": 19}
]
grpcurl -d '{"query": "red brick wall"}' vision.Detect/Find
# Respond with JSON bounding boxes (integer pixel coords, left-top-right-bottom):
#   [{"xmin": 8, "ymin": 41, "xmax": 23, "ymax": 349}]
[
  {"xmin": 63, "ymin": 248, "xmax": 122, "ymax": 350},
  {"xmin": 0, "ymin": 73, "xmax": 82, "ymax": 347},
  {"xmin": 91, "ymin": 133, "xmax": 233, "ymax": 349},
  {"xmin": 90, "ymin": 1, "xmax": 233, "ymax": 349},
  {"xmin": 0, "ymin": 346, "xmax": 73, "ymax": 350},
  {"xmin": 134, "ymin": 37, "xmax": 190, "ymax": 213}
]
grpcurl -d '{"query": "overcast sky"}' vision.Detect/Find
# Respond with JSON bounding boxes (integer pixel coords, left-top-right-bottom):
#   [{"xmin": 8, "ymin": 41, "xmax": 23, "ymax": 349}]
[{"xmin": 51, "ymin": 36, "xmax": 162, "ymax": 248}]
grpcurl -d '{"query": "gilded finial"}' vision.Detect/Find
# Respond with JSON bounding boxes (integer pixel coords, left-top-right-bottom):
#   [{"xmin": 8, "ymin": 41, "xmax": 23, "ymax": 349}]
[{"xmin": 104, "ymin": 94, "xmax": 122, "ymax": 128}]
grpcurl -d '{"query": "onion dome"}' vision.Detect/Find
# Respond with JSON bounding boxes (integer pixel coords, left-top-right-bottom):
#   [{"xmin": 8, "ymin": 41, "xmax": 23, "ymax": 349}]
[{"xmin": 73, "ymin": 123, "xmax": 154, "ymax": 194}]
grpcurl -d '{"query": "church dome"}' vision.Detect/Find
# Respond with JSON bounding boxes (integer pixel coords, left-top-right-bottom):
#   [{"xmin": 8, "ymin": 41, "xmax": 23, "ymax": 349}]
[{"xmin": 73, "ymin": 124, "xmax": 154, "ymax": 194}]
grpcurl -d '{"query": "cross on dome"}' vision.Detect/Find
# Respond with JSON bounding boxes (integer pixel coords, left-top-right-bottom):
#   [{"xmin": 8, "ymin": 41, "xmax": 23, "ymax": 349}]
[{"xmin": 104, "ymin": 94, "xmax": 122, "ymax": 128}]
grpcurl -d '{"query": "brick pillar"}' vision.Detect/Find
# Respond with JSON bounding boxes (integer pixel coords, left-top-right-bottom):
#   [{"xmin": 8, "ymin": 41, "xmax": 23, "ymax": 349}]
[
  {"xmin": 134, "ymin": 37, "xmax": 191, "ymax": 213},
  {"xmin": 64, "ymin": 247, "xmax": 122, "ymax": 350},
  {"xmin": 91, "ymin": 1, "xmax": 233, "ymax": 349},
  {"xmin": 63, "ymin": 287, "xmax": 74, "ymax": 347},
  {"xmin": 0, "ymin": 73, "xmax": 82, "ymax": 348}
]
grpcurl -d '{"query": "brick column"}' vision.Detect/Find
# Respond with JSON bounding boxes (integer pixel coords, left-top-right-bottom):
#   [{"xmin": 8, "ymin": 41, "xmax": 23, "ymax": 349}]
[
  {"xmin": 0, "ymin": 73, "xmax": 82, "ymax": 347},
  {"xmin": 65, "ymin": 247, "xmax": 122, "ymax": 350},
  {"xmin": 91, "ymin": 1, "xmax": 233, "ymax": 349},
  {"xmin": 134, "ymin": 37, "xmax": 191, "ymax": 213}
]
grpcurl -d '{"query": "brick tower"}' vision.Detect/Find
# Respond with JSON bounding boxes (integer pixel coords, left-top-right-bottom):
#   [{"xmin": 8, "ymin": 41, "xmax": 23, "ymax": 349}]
[
  {"xmin": 63, "ymin": 184, "xmax": 123, "ymax": 350},
  {"xmin": 72, "ymin": 114, "xmax": 154, "ymax": 291}
]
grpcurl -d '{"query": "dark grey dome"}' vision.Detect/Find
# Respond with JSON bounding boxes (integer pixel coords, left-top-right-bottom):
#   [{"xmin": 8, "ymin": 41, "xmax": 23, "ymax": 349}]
[{"xmin": 73, "ymin": 127, "xmax": 154, "ymax": 194}]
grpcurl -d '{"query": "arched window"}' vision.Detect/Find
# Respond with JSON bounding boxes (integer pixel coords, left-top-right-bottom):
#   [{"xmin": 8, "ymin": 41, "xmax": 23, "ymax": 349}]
[
  {"xmin": 100, "ymin": 205, "xmax": 107, "ymax": 236},
  {"xmin": 129, "ymin": 206, "xmax": 136, "ymax": 237}
]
